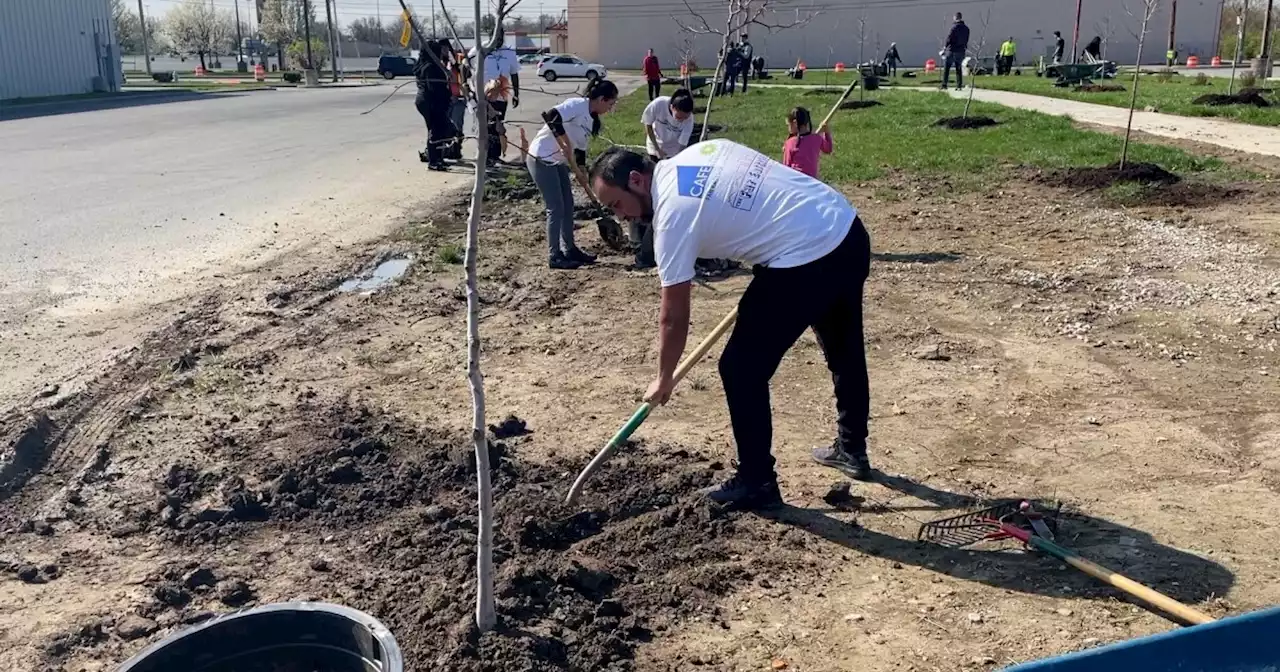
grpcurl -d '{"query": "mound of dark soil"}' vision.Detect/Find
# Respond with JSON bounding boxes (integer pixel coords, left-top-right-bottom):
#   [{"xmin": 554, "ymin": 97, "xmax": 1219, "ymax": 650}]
[
  {"xmin": 118, "ymin": 400, "xmax": 773, "ymax": 671},
  {"xmin": 1192, "ymin": 88, "xmax": 1271, "ymax": 107},
  {"xmin": 1047, "ymin": 162, "xmax": 1181, "ymax": 189},
  {"xmin": 1075, "ymin": 84, "xmax": 1126, "ymax": 92},
  {"xmin": 841, "ymin": 100, "xmax": 883, "ymax": 110},
  {"xmin": 803, "ymin": 88, "xmax": 843, "ymax": 97},
  {"xmin": 690, "ymin": 123, "xmax": 724, "ymax": 138},
  {"xmin": 934, "ymin": 116, "xmax": 998, "ymax": 130},
  {"xmin": 574, "ymin": 202, "xmax": 611, "ymax": 220}
]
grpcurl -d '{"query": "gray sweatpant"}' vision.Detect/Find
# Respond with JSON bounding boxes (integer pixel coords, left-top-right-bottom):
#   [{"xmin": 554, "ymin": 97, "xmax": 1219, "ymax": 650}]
[{"xmin": 526, "ymin": 155, "xmax": 577, "ymax": 258}]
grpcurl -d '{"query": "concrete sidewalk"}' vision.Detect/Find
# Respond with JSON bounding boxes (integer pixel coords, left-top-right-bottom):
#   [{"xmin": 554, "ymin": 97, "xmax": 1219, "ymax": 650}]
[{"xmin": 931, "ymin": 87, "xmax": 1280, "ymax": 159}]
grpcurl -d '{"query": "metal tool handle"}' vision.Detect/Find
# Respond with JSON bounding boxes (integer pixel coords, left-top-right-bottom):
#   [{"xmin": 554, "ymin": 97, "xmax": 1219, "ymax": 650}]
[{"xmin": 565, "ymin": 307, "xmax": 739, "ymax": 505}]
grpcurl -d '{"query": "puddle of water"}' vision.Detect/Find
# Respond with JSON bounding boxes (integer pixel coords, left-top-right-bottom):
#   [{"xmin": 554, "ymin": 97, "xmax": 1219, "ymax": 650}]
[{"xmin": 338, "ymin": 257, "xmax": 412, "ymax": 294}]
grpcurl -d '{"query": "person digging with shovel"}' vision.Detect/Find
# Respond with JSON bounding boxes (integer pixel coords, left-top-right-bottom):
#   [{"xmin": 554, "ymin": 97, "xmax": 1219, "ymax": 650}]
[
  {"xmin": 526, "ymin": 78, "xmax": 620, "ymax": 269},
  {"xmin": 589, "ymin": 140, "xmax": 875, "ymax": 510}
]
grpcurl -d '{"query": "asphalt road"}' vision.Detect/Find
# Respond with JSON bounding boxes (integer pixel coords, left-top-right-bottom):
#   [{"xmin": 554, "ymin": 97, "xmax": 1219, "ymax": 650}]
[{"xmin": 0, "ymin": 76, "xmax": 638, "ymax": 406}]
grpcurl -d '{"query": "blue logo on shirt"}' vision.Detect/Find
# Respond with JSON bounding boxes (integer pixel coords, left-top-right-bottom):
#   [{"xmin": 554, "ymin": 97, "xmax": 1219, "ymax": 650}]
[{"xmin": 676, "ymin": 164, "xmax": 715, "ymax": 198}]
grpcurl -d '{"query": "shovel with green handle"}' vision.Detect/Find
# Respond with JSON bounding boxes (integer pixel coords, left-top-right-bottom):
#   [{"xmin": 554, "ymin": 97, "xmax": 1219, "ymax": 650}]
[{"xmin": 565, "ymin": 306, "xmax": 739, "ymax": 505}]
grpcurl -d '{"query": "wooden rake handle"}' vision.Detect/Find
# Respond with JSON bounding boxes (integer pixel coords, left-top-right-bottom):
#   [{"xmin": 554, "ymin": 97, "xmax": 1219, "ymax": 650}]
[
  {"xmin": 565, "ymin": 307, "xmax": 739, "ymax": 505},
  {"xmin": 817, "ymin": 77, "xmax": 862, "ymax": 130}
]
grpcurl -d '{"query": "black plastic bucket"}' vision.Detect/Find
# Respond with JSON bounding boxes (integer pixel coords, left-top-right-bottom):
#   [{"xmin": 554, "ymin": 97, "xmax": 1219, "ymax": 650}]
[{"xmin": 117, "ymin": 602, "xmax": 402, "ymax": 672}]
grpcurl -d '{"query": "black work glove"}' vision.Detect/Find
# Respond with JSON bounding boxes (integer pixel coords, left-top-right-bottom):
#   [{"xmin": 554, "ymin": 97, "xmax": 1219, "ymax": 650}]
[{"xmin": 511, "ymin": 94, "xmax": 520, "ymax": 109}]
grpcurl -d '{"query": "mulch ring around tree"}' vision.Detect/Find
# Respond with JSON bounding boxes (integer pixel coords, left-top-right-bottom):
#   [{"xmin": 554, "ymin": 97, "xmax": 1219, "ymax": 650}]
[
  {"xmin": 803, "ymin": 88, "xmax": 845, "ymax": 96},
  {"xmin": 1192, "ymin": 88, "xmax": 1271, "ymax": 107},
  {"xmin": 840, "ymin": 100, "xmax": 883, "ymax": 110},
  {"xmin": 690, "ymin": 123, "xmax": 724, "ymax": 138},
  {"xmin": 1036, "ymin": 162, "xmax": 1242, "ymax": 207},
  {"xmin": 1074, "ymin": 83, "xmax": 1126, "ymax": 92},
  {"xmin": 1044, "ymin": 162, "xmax": 1181, "ymax": 189},
  {"xmin": 934, "ymin": 116, "xmax": 998, "ymax": 130}
]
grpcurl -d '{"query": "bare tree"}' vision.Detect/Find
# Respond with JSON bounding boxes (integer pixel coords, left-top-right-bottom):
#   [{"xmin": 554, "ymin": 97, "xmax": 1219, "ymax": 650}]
[
  {"xmin": 396, "ymin": 0, "xmax": 522, "ymax": 634},
  {"xmin": 261, "ymin": 0, "xmax": 305, "ymax": 69},
  {"xmin": 1121, "ymin": 0, "xmax": 1162, "ymax": 168},
  {"xmin": 962, "ymin": 5, "xmax": 994, "ymax": 118},
  {"xmin": 165, "ymin": 0, "xmax": 234, "ymax": 69},
  {"xmin": 674, "ymin": 0, "xmax": 815, "ymax": 143}
]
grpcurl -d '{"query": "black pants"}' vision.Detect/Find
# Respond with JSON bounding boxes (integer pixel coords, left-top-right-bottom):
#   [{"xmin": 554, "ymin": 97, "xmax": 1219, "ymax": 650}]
[
  {"xmin": 415, "ymin": 94, "xmax": 449, "ymax": 165},
  {"xmin": 487, "ymin": 99, "xmax": 508, "ymax": 164},
  {"xmin": 942, "ymin": 50, "xmax": 964, "ymax": 88},
  {"xmin": 724, "ymin": 71, "xmax": 737, "ymax": 94},
  {"xmin": 647, "ymin": 79, "xmax": 661, "ymax": 100},
  {"xmin": 718, "ymin": 218, "xmax": 872, "ymax": 483},
  {"xmin": 740, "ymin": 68, "xmax": 749, "ymax": 92}
]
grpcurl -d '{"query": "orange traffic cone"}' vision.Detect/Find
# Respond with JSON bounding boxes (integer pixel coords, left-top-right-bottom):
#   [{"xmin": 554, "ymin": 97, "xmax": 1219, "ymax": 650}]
[
  {"xmin": 254, "ymin": 63, "xmax": 266, "ymax": 82},
  {"xmin": 834, "ymin": 62, "xmax": 845, "ymax": 72},
  {"xmin": 195, "ymin": 64, "xmax": 207, "ymax": 77},
  {"xmin": 1186, "ymin": 55, "xmax": 1200, "ymax": 68},
  {"xmin": 1211, "ymin": 55, "xmax": 1222, "ymax": 66}
]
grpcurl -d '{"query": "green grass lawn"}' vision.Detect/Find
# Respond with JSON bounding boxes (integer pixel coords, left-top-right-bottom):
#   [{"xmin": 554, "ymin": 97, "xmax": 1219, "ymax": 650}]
[
  {"xmin": 970, "ymin": 72, "xmax": 1280, "ymax": 126},
  {"xmin": 593, "ymin": 86, "xmax": 1225, "ymax": 187}
]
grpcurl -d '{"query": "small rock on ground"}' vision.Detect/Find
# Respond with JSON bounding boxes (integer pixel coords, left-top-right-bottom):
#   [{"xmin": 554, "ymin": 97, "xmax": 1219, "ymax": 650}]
[
  {"xmin": 912, "ymin": 344, "xmax": 951, "ymax": 361},
  {"xmin": 115, "ymin": 615, "xmax": 159, "ymax": 641},
  {"xmin": 218, "ymin": 579, "xmax": 256, "ymax": 607}
]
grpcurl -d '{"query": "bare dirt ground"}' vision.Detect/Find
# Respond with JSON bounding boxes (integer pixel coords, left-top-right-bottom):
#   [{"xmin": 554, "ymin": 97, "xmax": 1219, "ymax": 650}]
[{"xmin": 2, "ymin": 162, "xmax": 1278, "ymax": 672}]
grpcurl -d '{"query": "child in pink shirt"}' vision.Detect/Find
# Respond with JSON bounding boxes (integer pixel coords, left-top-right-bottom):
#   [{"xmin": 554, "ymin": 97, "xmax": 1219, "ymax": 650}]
[{"xmin": 781, "ymin": 106, "xmax": 833, "ymax": 179}]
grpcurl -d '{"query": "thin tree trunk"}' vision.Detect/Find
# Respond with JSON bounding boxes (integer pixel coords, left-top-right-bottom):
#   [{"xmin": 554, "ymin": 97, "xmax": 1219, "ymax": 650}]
[
  {"xmin": 466, "ymin": 0, "xmax": 497, "ymax": 633},
  {"xmin": 1122, "ymin": 18, "xmax": 1151, "ymax": 169}
]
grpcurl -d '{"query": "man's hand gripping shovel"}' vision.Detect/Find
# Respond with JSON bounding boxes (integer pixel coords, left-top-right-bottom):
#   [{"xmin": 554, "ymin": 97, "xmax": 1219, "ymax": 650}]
[{"xmin": 565, "ymin": 307, "xmax": 739, "ymax": 505}]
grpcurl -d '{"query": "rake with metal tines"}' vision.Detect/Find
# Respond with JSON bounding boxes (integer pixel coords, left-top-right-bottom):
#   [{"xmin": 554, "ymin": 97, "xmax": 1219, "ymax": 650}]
[{"xmin": 917, "ymin": 500, "xmax": 1215, "ymax": 626}]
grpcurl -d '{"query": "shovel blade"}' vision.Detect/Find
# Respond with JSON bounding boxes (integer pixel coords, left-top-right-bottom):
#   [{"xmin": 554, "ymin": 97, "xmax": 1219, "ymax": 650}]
[{"xmin": 597, "ymin": 216, "xmax": 628, "ymax": 252}]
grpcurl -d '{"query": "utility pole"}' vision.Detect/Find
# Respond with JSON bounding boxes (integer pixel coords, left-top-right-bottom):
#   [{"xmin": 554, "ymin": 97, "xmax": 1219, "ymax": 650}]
[
  {"xmin": 324, "ymin": 0, "xmax": 338, "ymax": 81},
  {"xmin": 1167, "ymin": 0, "xmax": 1178, "ymax": 65},
  {"xmin": 303, "ymin": 0, "xmax": 315, "ymax": 70},
  {"xmin": 331, "ymin": 0, "xmax": 344, "ymax": 76},
  {"xmin": 136, "ymin": 0, "xmax": 152, "ymax": 75},
  {"xmin": 1072, "ymin": 0, "xmax": 1083, "ymax": 63},
  {"xmin": 1258, "ymin": 0, "xmax": 1275, "ymax": 78},
  {"xmin": 432, "ymin": 3, "xmax": 437, "ymax": 37},
  {"xmin": 234, "ymin": 0, "xmax": 246, "ymax": 71}
]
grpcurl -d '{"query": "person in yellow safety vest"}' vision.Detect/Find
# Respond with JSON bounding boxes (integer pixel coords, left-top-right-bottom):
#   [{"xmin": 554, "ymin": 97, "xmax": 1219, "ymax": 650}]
[{"xmin": 997, "ymin": 37, "xmax": 1016, "ymax": 75}]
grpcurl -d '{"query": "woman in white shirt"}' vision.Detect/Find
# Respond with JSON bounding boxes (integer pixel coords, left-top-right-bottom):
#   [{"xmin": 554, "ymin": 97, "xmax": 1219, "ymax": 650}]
[{"xmin": 525, "ymin": 79, "xmax": 619, "ymax": 270}]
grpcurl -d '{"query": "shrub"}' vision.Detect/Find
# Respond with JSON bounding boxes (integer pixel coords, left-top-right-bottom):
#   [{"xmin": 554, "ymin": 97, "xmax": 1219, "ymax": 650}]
[
  {"xmin": 1192, "ymin": 72, "xmax": 1210, "ymax": 86},
  {"xmin": 282, "ymin": 71, "xmax": 302, "ymax": 84},
  {"xmin": 1239, "ymin": 72, "xmax": 1258, "ymax": 89},
  {"xmin": 1155, "ymin": 68, "xmax": 1176, "ymax": 83},
  {"xmin": 152, "ymin": 72, "xmax": 175, "ymax": 83}
]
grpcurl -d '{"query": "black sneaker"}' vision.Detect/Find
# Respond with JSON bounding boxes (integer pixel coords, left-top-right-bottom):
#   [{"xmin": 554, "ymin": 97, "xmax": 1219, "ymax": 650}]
[
  {"xmin": 812, "ymin": 442, "xmax": 873, "ymax": 481},
  {"xmin": 418, "ymin": 150, "xmax": 430, "ymax": 163},
  {"xmin": 549, "ymin": 255, "xmax": 582, "ymax": 270},
  {"xmin": 428, "ymin": 163, "xmax": 448, "ymax": 172},
  {"xmin": 566, "ymin": 247, "xmax": 597, "ymax": 265},
  {"xmin": 703, "ymin": 472, "xmax": 783, "ymax": 511},
  {"xmin": 632, "ymin": 257, "xmax": 656, "ymax": 270}
]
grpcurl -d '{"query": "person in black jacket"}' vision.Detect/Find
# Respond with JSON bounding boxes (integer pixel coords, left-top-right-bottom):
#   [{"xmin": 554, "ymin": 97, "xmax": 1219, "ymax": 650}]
[
  {"xmin": 941, "ymin": 12, "xmax": 969, "ymax": 90},
  {"xmin": 883, "ymin": 42, "xmax": 901, "ymax": 77},
  {"xmin": 1052, "ymin": 31, "xmax": 1065, "ymax": 64},
  {"xmin": 414, "ymin": 40, "xmax": 452, "ymax": 171}
]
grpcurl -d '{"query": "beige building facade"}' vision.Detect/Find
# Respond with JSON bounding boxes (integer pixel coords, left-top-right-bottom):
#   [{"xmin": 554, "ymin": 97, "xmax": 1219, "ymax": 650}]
[{"xmin": 568, "ymin": 0, "xmax": 1222, "ymax": 72}]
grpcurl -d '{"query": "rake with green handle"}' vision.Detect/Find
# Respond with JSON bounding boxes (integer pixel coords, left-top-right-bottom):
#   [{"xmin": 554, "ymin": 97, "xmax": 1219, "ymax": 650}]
[{"xmin": 565, "ymin": 306, "xmax": 739, "ymax": 505}]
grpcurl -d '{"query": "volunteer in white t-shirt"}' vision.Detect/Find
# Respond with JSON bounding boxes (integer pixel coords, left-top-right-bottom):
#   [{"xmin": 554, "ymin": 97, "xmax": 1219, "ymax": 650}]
[
  {"xmin": 589, "ymin": 140, "xmax": 874, "ymax": 510},
  {"xmin": 641, "ymin": 89, "xmax": 695, "ymax": 161},
  {"xmin": 526, "ymin": 79, "xmax": 619, "ymax": 269},
  {"xmin": 630, "ymin": 88, "xmax": 695, "ymax": 269},
  {"xmin": 468, "ymin": 40, "xmax": 520, "ymax": 166}
]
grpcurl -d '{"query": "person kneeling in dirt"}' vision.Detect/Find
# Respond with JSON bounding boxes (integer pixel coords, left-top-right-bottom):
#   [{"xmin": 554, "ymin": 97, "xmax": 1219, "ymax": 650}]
[
  {"xmin": 589, "ymin": 141, "xmax": 875, "ymax": 510},
  {"xmin": 634, "ymin": 88, "xmax": 696, "ymax": 269}
]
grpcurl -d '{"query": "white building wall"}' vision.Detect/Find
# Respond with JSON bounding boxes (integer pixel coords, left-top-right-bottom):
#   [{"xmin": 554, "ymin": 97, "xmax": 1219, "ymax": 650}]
[
  {"xmin": 570, "ymin": 0, "xmax": 1221, "ymax": 73},
  {"xmin": 0, "ymin": 0, "xmax": 121, "ymax": 100}
]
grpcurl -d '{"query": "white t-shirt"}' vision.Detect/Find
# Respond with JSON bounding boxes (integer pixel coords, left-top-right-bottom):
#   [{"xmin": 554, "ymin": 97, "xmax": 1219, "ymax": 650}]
[
  {"xmin": 467, "ymin": 46, "xmax": 520, "ymax": 81},
  {"xmin": 528, "ymin": 97, "xmax": 593, "ymax": 165},
  {"xmin": 641, "ymin": 96, "xmax": 695, "ymax": 159},
  {"xmin": 652, "ymin": 139, "xmax": 856, "ymax": 287}
]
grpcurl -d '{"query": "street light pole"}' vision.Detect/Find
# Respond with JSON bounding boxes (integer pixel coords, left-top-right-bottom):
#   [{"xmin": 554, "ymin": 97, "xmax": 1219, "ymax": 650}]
[
  {"xmin": 1072, "ymin": 0, "xmax": 1083, "ymax": 64},
  {"xmin": 303, "ymin": 0, "xmax": 315, "ymax": 71},
  {"xmin": 136, "ymin": 0, "xmax": 152, "ymax": 75},
  {"xmin": 1260, "ymin": 0, "xmax": 1276, "ymax": 78},
  {"xmin": 324, "ymin": 0, "xmax": 338, "ymax": 81},
  {"xmin": 234, "ymin": 0, "xmax": 246, "ymax": 71},
  {"xmin": 1167, "ymin": 0, "xmax": 1178, "ymax": 65}
]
